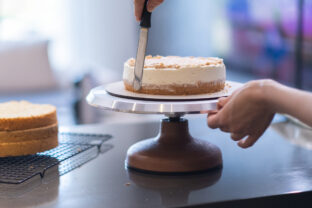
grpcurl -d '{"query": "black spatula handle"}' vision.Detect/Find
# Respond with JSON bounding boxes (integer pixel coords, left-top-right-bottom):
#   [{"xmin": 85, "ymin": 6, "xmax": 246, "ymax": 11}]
[{"xmin": 140, "ymin": 0, "xmax": 152, "ymax": 28}]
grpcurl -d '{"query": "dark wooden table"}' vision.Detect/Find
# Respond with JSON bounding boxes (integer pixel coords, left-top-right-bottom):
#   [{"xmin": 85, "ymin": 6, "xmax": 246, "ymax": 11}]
[{"xmin": 1, "ymin": 114, "xmax": 312, "ymax": 208}]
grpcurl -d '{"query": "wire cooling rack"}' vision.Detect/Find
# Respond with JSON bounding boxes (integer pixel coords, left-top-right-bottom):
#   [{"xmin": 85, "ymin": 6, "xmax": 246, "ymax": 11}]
[{"xmin": 0, "ymin": 132, "xmax": 112, "ymax": 184}]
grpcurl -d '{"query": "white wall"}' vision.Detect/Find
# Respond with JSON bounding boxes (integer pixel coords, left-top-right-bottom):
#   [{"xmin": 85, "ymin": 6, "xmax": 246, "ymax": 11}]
[
  {"xmin": 64, "ymin": 0, "xmax": 138, "ymax": 73},
  {"xmin": 58, "ymin": 0, "xmax": 230, "ymax": 72},
  {"xmin": 0, "ymin": 0, "xmax": 230, "ymax": 76},
  {"xmin": 147, "ymin": 0, "xmax": 230, "ymax": 57},
  {"xmin": 0, "ymin": 0, "xmax": 138, "ymax": 75}
]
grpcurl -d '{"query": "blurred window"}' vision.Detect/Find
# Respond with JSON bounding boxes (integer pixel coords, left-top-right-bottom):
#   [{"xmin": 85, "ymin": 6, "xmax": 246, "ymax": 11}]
[{"xmin": 0, "ymin": 0, "xmax": 71, "ymax": 70}]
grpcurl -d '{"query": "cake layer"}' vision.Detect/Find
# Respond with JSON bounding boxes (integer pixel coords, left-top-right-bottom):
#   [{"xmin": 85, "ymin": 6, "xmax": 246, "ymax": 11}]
[
  {"xmin": 0, "ymin": 101, "xmax": 57, "ymax": 131},
  {"xmin": 123, "ymin": 56, "xmax": 226, "ymax": 95},
  {"xmin": 124, "ymin": 80, "xmax": 225, "ymax": 95},
  {"xmin": 0, "ymin": 123, "xmax": 58, "ymax": 143},
  {"xmin": 0, "ymin": 134, "xmax": 58, "ymax": 157}
]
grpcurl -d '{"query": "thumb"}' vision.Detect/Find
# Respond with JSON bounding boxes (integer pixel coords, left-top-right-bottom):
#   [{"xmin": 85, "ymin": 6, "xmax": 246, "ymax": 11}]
[
  {"xmin": 147, "ymin": 0, "xmax": 164, "ymax": 12},
  {"xmin": 217, "ymin": 96, "xmax": 230, "ymax": 109},
  {"xmin": 207, "ymin": 113, "xmax": 220, "ymax": 129},
  {"xmin": 134, "ymin": 0, "xmax": 145, "ymax": 21}
]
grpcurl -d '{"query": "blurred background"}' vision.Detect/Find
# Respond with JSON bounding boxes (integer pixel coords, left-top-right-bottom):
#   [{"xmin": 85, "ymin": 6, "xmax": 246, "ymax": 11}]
[{"xmin": 0, "ymin": 0, "xmax": 311, "ymax": 125}]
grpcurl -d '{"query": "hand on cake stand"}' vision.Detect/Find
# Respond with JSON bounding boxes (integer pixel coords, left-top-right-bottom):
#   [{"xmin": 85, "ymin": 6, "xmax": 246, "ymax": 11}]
[{"xmin": 207, "ymin": 80, "xmax": 276, "ymax": 148}]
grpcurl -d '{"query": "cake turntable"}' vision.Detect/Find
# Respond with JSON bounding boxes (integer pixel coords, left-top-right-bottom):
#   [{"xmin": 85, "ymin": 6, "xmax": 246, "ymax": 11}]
[{"xmin": 87, "ymin": 81, "xmax": 242, "ymax": 174}]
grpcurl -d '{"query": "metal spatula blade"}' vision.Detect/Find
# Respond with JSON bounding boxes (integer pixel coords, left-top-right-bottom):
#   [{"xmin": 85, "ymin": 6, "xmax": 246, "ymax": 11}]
[
  {"xmin": 133, "ymin": 28, "xmax": 148, "ymax": 91},
  {"xmin": 132, "ymin": 0, "xmax": 152, "ymax": 91}
]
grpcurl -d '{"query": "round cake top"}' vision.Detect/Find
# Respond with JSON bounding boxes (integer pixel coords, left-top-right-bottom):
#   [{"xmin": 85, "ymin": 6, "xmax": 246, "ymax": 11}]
[
  {"xmin": 123, "ymin": 55, "xmax": 226, "ymax": 88},
  {"xmin": 0, "ymin": 101, "xmax": 56, "ymax": 119},
  {"xmin": 126, "ymin": 56, "xmax": 224, "ymax": 69},
  {"xmin": 0, "ymin": 101, "xmax": 57, "ymax": 131}
]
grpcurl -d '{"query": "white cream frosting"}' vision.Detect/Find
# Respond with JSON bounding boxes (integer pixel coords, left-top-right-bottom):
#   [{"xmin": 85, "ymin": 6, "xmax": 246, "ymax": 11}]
[{"xmin": 123, "ymin": 56, "xmax": 226, "ymax": 86}]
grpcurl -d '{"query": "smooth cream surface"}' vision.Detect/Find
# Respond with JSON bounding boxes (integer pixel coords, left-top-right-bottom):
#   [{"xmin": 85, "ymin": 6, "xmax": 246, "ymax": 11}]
[{"xmin": 123, "ymin": 56, "xmax": 226, "ymax": 86}]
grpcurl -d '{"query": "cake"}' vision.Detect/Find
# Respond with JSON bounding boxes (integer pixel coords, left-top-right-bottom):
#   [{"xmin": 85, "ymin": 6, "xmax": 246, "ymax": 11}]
[
  {"xmin": 0, "ymin": 101, "xmax": 58, "ymax": 157},
  {"xmin": 123, "ymin": 56, "xmax": 226, "ymax": 95}
]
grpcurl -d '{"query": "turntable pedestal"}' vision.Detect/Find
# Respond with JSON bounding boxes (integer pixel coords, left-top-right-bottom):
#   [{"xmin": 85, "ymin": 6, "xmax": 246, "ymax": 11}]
[
  {"xmin": 126, "ymin": 117, "xmax": 222, "ymax": 173},
  {"xmin": 87, "ymin": 81, "xmax": 242, "ymax": 174}
]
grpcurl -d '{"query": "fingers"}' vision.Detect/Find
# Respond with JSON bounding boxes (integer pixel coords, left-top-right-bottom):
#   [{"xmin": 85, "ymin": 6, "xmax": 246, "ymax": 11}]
[
  {"xmin": 147, "ymin": 0, "xmax": 164, "ymax": 12},
  {"xmin": 207, "ymin": 97, "xmax": 228, "ymax": 129},
  {"xmin": 207, "ymin": 113, "xmax": 230, "ymax": 132},
  {"xmin": 207, "ymin": 97, "xmax": 228, "ymax": 115},
  {"xmin": 135, "ymin": 0, "xmax": 164, "ymax": 21},
  {"xmin": 236, "ymin": 115, "xmax": 273, "ymax": 148},
  {"xmin": 207, "ymin": 97, "xmax": 229, "ymax": 131},
  {"xmin": 207, "ymin": 110, "xmax": 260, "ymax": 148},
  {"xmin": 217, "ymin": 97, "xmax": 229, "ymax": 110},
  {"xmin": 220, "ymin": 126, "xmax": 230, "ymax": 133},
  {"xmin": 134, "ymin": 0, "xmax": 145, "ymax": 21},
  {"xmin": 237, "ymin": 135, "xmax": 259, "ymax": 148},
  {"xmin": 231, "ymin": 132, "xmax": 246, "ymax": 141},
  {"xmin": 207, "ymin": 114, "xmax": 219, "ymax": 129},
  {"xmin": 207, "ymin": 109, "xmax": 218, "ymax": 115}
]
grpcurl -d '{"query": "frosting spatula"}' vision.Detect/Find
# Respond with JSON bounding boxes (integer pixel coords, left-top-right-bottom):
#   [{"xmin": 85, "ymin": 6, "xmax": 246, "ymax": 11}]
[{"xmin": 133, "ymin": 0, "xmax": 152, "ymax": 91}]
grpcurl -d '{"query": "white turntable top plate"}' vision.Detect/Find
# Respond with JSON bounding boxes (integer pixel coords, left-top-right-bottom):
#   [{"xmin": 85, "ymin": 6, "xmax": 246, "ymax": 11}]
[{"xmin": 105, "ymin": 81, "xmax": 243, "ymax": 101}]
